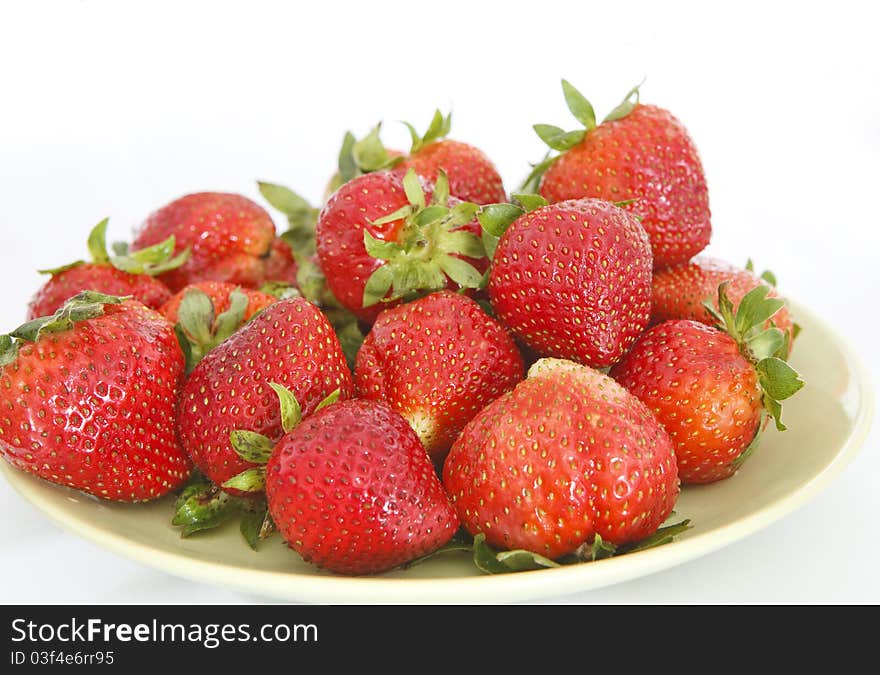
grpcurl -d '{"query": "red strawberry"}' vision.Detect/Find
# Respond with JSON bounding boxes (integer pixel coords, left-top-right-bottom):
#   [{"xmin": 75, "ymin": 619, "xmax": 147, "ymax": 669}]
[
  {"xmin": 262, "ymin": 237, "xmax": 299, "ymax": 286},
  {"xmin": 265, "ymin": 398, "xmax": 459, "ymax": 575},
  {"xmin": 27, "ymin": 218, "xmax": 185, "ymax": 319},
  {"xmin": 355, "ymin": 291, "xmax": 524, "ymax": 463},
  {"xmin": 443, "ymin": 358, "xmax": 678, "ymax": 559},
  {"xmin": 394, "ymin": 111, "xmax": 505, "ymax": 205},
  {"xmin": 610, "ymin": 285, "xmax": 804, "ymax": 484},
  {"xmin": 486, "ymin": 197, "xmax": 652, "ymax": 368},
  {"xmin": 527, "ymin": 80, "xmax": 710, "ymax": 268},
  {"xmin": 160, "ymin": 282, "xmax": 282, "ymax": 371},
  {"xmin": 175, "ymin": 297, "xmax": 353, "ymax": 496},
  {"xmin": 652, "ymin": 256, "xmax": 795, "ymax": 343},
  {"xmin": 0, "ymin": 292, "xmax": 191, "ymax": 501},
  {"xmin": 327, "ymin": 113, "xmax": 505, "ymax": 205},
  {"xmin": 132, "ymin": 192, "xmax": 278, "ymax": 292},
  {"xmin": 316, "ymin": 169, "xmax": 488, "ymax": 323},
  {"xmin": 159, "ymin": 281, "xmax": 276, "ymax": 325}
]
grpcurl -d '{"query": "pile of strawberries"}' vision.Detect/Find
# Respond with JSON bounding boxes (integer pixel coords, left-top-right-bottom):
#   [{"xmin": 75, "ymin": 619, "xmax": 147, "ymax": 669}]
[{"xmin": 0, "ymin": 80, "xmax": 803, "ymax": 576}]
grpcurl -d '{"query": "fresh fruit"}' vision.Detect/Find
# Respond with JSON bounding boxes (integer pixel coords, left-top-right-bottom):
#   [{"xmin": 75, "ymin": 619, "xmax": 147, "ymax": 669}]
[
  {"xmin": 131, "ymin": 192, "xmax": 278, "ymax": 292},
  {"xmin": 610, "ymin": 284, "xmax": 804, "ymax": 483},
  {"xmin": 354, "ymin": 291, "xmax": 524, "ymax": 462},
  {"xmin": 316, "ymin": 169, "xmax": 487, "ymax": 323},
  {"xmin": 651, "ymin": 256, "xmax": 795, "ymax": 344},
  {"xmin": 262, "ymin": 237, "xmax": 299, "ymax": 286},
  {"xmin": 160, "ymin": 281, "xmax": 276, "ymax": 325},
  {"xmin": 327, "ymin": 112, "xmax": 505, "ymax": 205},
  {"xmin": 443, "ymin": 358, "xmax": 679, "ymax": 559},
  {"xmin": 486, "ymin": 197, "xmax": 652, "ymax": 368},
  {"xmin": 394, "ymin": 110, "xmax": 506, "ymax": 205},
  {"xmin": 265, "ymin": 398, "xmax": 460, "ymax": 575},
  {"xmin": 175, "ymin": 297, "xmax": 353, "ymax": 496},
  {"xmin": 27, "ymin": 218, "xmax": 186, "ymax": 319},
  {"xmin": 160, "ymin": 282, "xmax": 280, "ymax": 371},
  {"xmin": 0, "ymin": 292, "xmax": 191, "ymax": 501},
  {"xmin": 526, "ymin": 80, "xmax": 710, "ymax": 268},
  {"xmin": 259, "ymin": 181, "xmax": 368, "ymax": 368}
]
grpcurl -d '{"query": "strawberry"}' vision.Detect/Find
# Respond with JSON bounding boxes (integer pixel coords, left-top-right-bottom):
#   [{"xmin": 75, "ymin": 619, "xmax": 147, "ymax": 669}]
[
  {"xmin": 264, "ymin": 398, "xmax": 459, "ymax": 575},
  {"xmin": 175, "ymin": 297, "xmax": 353, "ymax": 497},
  {"xmin": 442, "ymin": 358, "xmax": 679, "ymax": 559},
  {"xmin": 354, "ymin": 291, "xmax": 524, "ymax": 463},
  {"xmin": 327, "ymin": 113, "xmax": 505, "ymax": 205},
  {"xmin": 525, "ymin": 80, "xmax": 710, "ymax": 268},
  {"xmin": 394, "ymin": 111, "xmax": 506, "ymax": 205},
  {"xmin": 610, "ymin": 284, "xmax": 804, "ymax": 484},
  {"xmin": 159, "ymin": 281, "xmax": 277, "ymax": 325},
  {"xmin": 262, "ymin": 237, "xmax": 299, "ymax": 286},
  {"xmin": 27, "ymin": 218, "xmax": 186, "ymax": 319},
  {"xmin": 316, "ymin": 169, "xmax": 488, "ymax": 323},
  {"xmin": 485, "ymin": 196, "xmax": 652, "ymax": 368},
  {"xmin": 0, "ymin": 292, "xmax": 191, "ymax": 501},
  {"xmin": 652, "ymin": 256, "xmax": 796, "ymax": 344},
  {"xmin": 131, "ymin": 192, "xmax": 278, "ymax": 292},
  {"xmin": 160, "ymin": 282, "xmax": 282, "ymax": 371}
]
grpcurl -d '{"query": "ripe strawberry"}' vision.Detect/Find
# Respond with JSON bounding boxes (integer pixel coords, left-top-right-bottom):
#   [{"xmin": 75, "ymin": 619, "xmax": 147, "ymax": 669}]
[
  {"xmin": 262, "ymin": 237, "xmax": 299, "ymax": 286},
  {"xmin": 316, "ymin": 169, "xmax": 488, "ymax": 323},
  {"xmin": 610, "ymin": 285, "xmax": 804, "ymax": 483},
  {"xmin": 159, "ymin": 281, "xmax": 277, "ymax": 325},
  {"xmin": 486, "ymin": 197, "xmax": 652, "ymax": 368},
  {"xmin": 175, "ymin": 297, "xmax": 353, "ymax": 496},
  {"xmin": 394, "ymin": 111, "xmax": 506, "ymax": 205},
  {"xmin": 354, "ymin": 291, "xmax": 524, "ymax": 463},
  {"xmin": 652, "ymin": 256, "xmax": 795, "ymax": 344},
  {"xmin": 131, "ymin": 192, "xmax": 278, "ymax": 292},
  {"xmin": 527, "ymin": 80, "xmax": 710, "ymax": 268},
  {"xmin": 0, "ymin": 292, "xmax": 191, "ymax": 501},
  {"xmin": 160, "ymin": 282, "xmax": 281, "ymax": 371},
  {"xmin": 443, "ymin": 358, "xmax": 679, "ymax": 559},
  {"xmin": 265, "ymin": 398, "xmax": 459, "ymax": 575},
  {"xmin": 27, "ymin": 218, "xmax": 185, "ymax": 319},
  {"xmin": 327, "ymin": 113, "xmax": 505, "ymax": 205}
]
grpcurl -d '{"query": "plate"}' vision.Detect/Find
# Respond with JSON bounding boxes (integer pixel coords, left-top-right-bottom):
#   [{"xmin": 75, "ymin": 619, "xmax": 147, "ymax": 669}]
[{"xmin": 1, "ymin": 300, "xmax": 873, "ymax": 603}]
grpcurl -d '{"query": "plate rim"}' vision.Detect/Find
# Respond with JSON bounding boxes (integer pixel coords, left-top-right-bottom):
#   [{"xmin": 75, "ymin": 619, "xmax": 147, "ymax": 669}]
[{"xmin": 1, "ymin": 299, "xmax": 874, "ymax": 604}]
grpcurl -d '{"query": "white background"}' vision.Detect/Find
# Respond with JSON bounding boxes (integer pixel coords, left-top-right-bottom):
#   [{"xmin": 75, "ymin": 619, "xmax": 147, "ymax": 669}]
[{"xmin": 0, "ymin": 0, "xmax": 877, "ymax": 603}]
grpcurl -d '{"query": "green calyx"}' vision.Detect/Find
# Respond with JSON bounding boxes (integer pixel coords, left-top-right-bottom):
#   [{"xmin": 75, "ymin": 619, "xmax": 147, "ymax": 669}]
[
  {"xmin": 0, "ymin": 291, "xmax": 127, "ymax": 367},
  {"xmin": 174, "ymin": 288, "xmax": 252, "ymax": 373},
  {"xmin": 328, "ymin": 124, "xmax": 406, "ymax": 196},
  {"xmin": 361, "ymin": 169, "xmax": 484, "ymax": 308},
  {"xmin": 703, "ymin": 282, "xmax": 805, "ymax": 431},
  {"xmin": 258, "ymin": 181, "xmax": 321, "ymax": 261},
  {"xmin": 403, "ymin": 109, "xmax": 452, "ymax": 154},
  {"xmin": 171, "ymin": 472, "xmax": 276, "ymax": 550},
  {"xmin": 408, "ymin": 519, "xmax": 691, "ymax": 574},
  {"xmin": 221, "ymin": 385, "xmax": 340, "ymax": 493},
  {"xmin": 39, "ymin": 218, "xmax": 189, "ymax": 277},
  {"xmin": 519, "ymin": 79, "xmax": 642, "ymax": 193}
]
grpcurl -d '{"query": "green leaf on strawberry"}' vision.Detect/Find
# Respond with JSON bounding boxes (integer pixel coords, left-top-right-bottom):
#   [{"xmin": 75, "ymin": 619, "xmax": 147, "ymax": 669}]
[
  {"xmin": 39, "ymin": 219, "xmax": 190, "ymax": 278},
  {"xmin": 360, "ymin": 169, "xmax": 485, "ymax": 308},
  {"xmin": 172, "ymin": 474, "xmax": 239, "ymax": 538},
  {"xmin": 703, "ymin": 282, "xmax": 804, "ymax": 431},
  {"xmin": 410, "ymin": 520, "xmax": 691, "ymax": 574},
  {"xmin": 174, "ymin": 287, "xmax": 252, "ymax": 373},
  {"xmin": 239, "ymin": 505, "xmax": 276, "ymax": 551}
]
